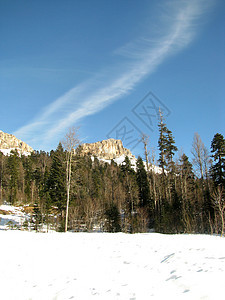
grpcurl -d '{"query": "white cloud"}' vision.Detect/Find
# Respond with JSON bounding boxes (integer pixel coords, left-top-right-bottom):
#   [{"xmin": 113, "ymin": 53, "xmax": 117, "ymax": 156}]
[{"xmin": 14, "ymin": 0, "xmax": 213, "ymax": 150}]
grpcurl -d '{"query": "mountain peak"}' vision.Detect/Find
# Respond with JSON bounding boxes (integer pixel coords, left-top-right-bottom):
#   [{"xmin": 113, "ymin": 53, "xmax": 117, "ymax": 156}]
[
  {"xmin": 78, "ymin": 138, "xmax": 135, "ymax": 160},
  {"xmin": 0, "ymin": 130, "xmax": 33, "ymax": 155}
]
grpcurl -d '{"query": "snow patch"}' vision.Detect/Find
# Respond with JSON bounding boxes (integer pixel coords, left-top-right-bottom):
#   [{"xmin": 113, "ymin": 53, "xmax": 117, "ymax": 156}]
[
  {"xmin": 0, "ymin": 148, "xmax": 31, "ymax": 156},
  {"xmin": 0, "ymin": 204, "xmax": 30, "ymax": 230},
  {"xmin": 92, "ymin": 155, "xmax": 163, "ymax": 174}
]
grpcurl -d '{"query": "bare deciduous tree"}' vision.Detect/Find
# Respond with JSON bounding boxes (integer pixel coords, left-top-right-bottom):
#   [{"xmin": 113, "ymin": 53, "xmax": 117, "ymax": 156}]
[
  {"xmin": 192, "ymin": 133, "xmax": 209, "ymax": 179},
  {"xmin": 62, "ymin": 127, "xmax": 80, "ymax": 232}
]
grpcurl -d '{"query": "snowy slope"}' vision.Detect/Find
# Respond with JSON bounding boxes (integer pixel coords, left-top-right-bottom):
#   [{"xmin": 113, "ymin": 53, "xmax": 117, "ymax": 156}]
[
  {"xmin": 0, "ymin": 231, "xmax": 225, "ymax": 300},
  {"xmin": 92, "ymin": 154, "xmax": 163, "ymax": 174},
  {"xmin": 0, "ymin": 148, "xmax": 31, "ymax": 156},
  {"xmin": 0, "ymin": 204, "xmax": 30, "ymax": 230}
]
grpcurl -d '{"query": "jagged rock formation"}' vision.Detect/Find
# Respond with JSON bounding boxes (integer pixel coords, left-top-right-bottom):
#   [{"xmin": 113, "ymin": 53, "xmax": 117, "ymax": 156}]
[
  {"xmin": 0, "ymin": 130, "xmax": 33, "ymax": 155},
  {"xmin": 78, "ymin": 138, "xmax": 135, "ymax": 160}
]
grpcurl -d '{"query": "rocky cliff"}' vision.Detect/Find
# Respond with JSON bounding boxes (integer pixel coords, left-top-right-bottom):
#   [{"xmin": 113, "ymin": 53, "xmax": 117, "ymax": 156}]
[
  {"xmin": 78, "ymin": 139, "xmax": 135, "ymax": 160},
  {"xmin": 0, "ymin": 130, "xmax": 33, "ymax": 155}
]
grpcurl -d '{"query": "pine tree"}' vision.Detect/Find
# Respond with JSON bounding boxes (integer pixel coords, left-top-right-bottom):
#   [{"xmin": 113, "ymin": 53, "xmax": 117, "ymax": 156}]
[
  {"xmin": 104, "ymin": 203, "xmax": 121, "ymax": 232},
  {"xmin": 165, "ymin": 129, "xmax": 178, "ymax": 173},
  {"xmin": 136, "ymin": 157, "xmax": 151, "ymax": 209},
  {"xmin": 40, "ymin": 167, "xmax": 53, "ymax": 231},
  {"xmin": 120, "ymin": 156, "xmax": 134, "ymax": 175},
  {"xmin": 47, "ymin": 143, "xmax": 66, "ymax": 217},
  {"xmin": 158, "ymin": 109, "xmax": 177, "ymax": 173},
  {"xmin": 156, "ymin": 110, "xmax": 178, "ymax": 232},
  {"xmin": 158, "ymin": 110, "xmax": 168, "ymax": 174},
  {"xmin": 178, "ymin": 154, "xmax": 195, "ymax": 232},
  {"xmin": 22, "ymin": 155, "xmax": 33, "ymax": 203},
  {"xmin": 211, "ymin": 133, "xmax": 225, "ymax": 187},
  {"xmin": 120, "ymin": 156, "xmax": 138, "ymax": 232},
  {"xmin": 32, "ymin": 203, "xmax": 42, "ymax": 232},
  {"xmin": 0, "ymin": 152, "xmax": 5, "ymax": 203},
  {"xmin": 7, "ymin": 150, "xmax": 20, "ymax": 204},
  {"xmin": 91, "ymin": 163, "xmax": 102, "ymax": 199}
]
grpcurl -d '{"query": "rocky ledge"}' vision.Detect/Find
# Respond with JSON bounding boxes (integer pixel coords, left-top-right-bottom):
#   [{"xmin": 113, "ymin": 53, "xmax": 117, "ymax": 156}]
[
  {"xmin": 78, "ymin": 138, "xmax": 134, "ymax": 160},
  {"xmin": 0, "ymin": 130, "xmax": 33, "ymax": 155}
]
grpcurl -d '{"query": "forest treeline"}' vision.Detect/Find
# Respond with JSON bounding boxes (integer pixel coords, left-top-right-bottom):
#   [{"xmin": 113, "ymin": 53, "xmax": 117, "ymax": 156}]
[{"xmin": 0, "ymin": 116, "xmax": 224, "ymax": 234}]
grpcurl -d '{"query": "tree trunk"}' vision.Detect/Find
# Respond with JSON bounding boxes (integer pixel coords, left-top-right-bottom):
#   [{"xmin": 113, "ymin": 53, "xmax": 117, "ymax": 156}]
[{"xmin": 65, "ymin": 151, "xmax": 72, "ymax": 232}]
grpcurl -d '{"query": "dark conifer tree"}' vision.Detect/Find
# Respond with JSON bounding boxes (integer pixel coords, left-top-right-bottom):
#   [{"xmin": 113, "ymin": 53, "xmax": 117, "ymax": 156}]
[
  {"xmin": 210, "ymin": 133, "xmax": 225, "ymax": 187},
  {"xmin": 165, "ymin": 129, "xmax": 178, "ymax": 173},
  {"xmin": 177, "ymin": 154, "xmax": 196, "ymax": 232},
  {"xmin": 158, "ymin": 109, "xmax": 177, "ymax": 173},
  {"xmin": 136, "ymin": 157, "xmax": 151, "ymax": 209},
  {"xmin": 120, "ymin": 156, "xmax": 134, "ymax": 174},
  {"xmin": 39, "ymin": 166, "xmax": 53, "ymax": 230},
  {"xmin": 0, "ymin": 152, "xmax": 5, "ymax": 203},
  {"xmin": 7, "ymin": 150, "xmax": 20, "ymax": 204},
  {"xmin": 104, "ymin": 203, "xmax": 121, "ymax": 232},
  {"xmin": 22, "ymin": 155, "xmax": 33, "ymax": 203},
  {"xmin": 120, "ymin": 156, "xmax": 139, "ymax": 232},
  {"xmin": 158, "ymin": 110, "xmax": 168, "ymax": 174},
  {"xmin": 32, "ymin": 202, "xmax": 42, "ymax": 232},
  {"xmin": 47, "ymin": 143, "xmax": 66, "ymax": 213},
  {"xmin": 91, "ymin": 164, "xmax": 102, "ymax": 199}
]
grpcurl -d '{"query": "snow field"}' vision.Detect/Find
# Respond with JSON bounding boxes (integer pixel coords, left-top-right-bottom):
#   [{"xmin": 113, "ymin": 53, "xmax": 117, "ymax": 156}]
[{"xmin": 0, "ymin": 231, "xmax": 225, "ymax": 299}]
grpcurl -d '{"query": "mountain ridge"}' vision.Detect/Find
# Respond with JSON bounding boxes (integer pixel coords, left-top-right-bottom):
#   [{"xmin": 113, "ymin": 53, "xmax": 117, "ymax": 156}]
[
  {"xmin": 78, "ymin": 138, "xmax": 135, "ymax": 160},
  {"xmin": 0, "ymin": 130, "xmax": 33, "ymax": 155},
  {"xmin": 78, "ymin": 138, "xmax": 162, "ymax": 173}
]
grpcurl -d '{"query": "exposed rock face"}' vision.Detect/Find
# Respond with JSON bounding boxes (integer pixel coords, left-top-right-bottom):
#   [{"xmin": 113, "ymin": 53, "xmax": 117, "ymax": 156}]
[
  {"xmin": 0, "ymin": 130, "xmax": 33, "ymax": 155},
  {"xmin": 78, "ymin": 139, "xmax": 134, "ymax": 160}
]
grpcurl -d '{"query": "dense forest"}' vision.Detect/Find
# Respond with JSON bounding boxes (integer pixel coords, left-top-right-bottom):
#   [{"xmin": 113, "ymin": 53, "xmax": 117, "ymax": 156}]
[{"xmin": 0, "ymin": 116, "xmax": 224, "ymax": 235}]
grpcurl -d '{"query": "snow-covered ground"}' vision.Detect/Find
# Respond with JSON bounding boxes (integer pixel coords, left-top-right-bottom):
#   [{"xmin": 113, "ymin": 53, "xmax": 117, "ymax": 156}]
[
  {"xmin": 0, "ymin": 204, "xmax": 29, "ymax": 230},
  {"xmin": 0, "ymin": 230, "xmax": 225, "ymax": 300}
]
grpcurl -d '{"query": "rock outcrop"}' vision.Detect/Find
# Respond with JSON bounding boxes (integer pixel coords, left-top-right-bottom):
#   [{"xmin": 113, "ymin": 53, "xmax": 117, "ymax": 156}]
[
  {"xmin": 78, "ymin": 139, "xmax": 134, "ymax": 160},
  {"xmin": 0, "ymin": 130, "xmax": 33, "ymax": 155}
]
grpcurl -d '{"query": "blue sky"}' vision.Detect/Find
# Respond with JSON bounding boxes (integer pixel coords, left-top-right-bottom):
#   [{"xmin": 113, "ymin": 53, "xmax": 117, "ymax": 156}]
[{"xmin": 0, "ymin": 0, "xmax": 224, "ymax": 159}]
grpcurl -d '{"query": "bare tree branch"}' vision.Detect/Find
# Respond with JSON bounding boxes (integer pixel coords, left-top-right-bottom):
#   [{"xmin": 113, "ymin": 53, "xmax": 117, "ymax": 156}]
[{"xmin": 62, "ymin": 127, "xmax": 80, "ymax": 232}]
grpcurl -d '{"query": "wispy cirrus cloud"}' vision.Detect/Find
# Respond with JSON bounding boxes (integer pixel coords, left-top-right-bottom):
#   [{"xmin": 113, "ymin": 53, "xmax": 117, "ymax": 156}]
[{"xmin": 14, "ymin": 0, "xmax": 213, "ymax": 150}]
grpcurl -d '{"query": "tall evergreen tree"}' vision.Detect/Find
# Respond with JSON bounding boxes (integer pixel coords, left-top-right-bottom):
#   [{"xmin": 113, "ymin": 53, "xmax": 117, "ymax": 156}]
[
  {"xmin": 210, "ymin": 133, "xmax": 225, "ymax": 187},
  {"xmin": 0, "ymin": 152, "xmax": 5, "ymax": 203},
  {"xmin": 120, "ymin": 156, "xmax": 139, "ymax": 232},
  {"xmin": 136, "ymin": 157, "xmax": 151, "ymax": 209},
  {"xmin": 165, "ymin": 129, "xmax": 178, "ymax": 173},
  {"xmin": 158, "ymin": 109, "xmax": 177, "ymax": 173},
  {"xmin": 22, "ymin": 155, "xmax": 34, "ymax": 203},
  {"xmin": 47, "ymin": 143, "xmax": 66, "ymax": 214},
  {"xmin": 7, "ymin": 150, "xmax": 20, "ymax": 204},
  {"xmin": 178, "ymin": 154, "xmax": 195, "ymax": 232},
  {"xmin": 158, "ymin": 110, "xmax": 168, "ymax": 174},
  {"xmin": 104, "ymin": 202, "xmax": 121, "ymax": 232}
]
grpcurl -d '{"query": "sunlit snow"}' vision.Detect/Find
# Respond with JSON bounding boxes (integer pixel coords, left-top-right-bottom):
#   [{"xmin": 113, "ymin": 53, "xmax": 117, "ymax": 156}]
[
  {"xmin": 91, "ymin": 155, "xmax": 163, "ymax": 173},
  {"xmin": 0, "ymin": 229, "xmax": 225, "ymax": 299}
]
